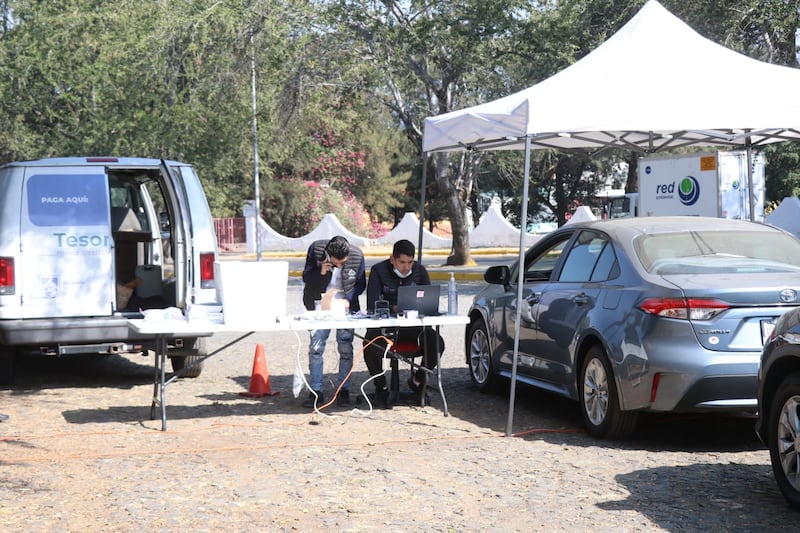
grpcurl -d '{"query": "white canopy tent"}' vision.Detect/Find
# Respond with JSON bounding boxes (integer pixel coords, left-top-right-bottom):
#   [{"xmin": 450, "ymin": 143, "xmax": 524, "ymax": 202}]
[
  {"xmin": 424, "ymin": 0, "xmax": 800, "ymax": 155},
  {"xmin": 422, "ymin": 0, "xmax": 800, "ymax": 436}
]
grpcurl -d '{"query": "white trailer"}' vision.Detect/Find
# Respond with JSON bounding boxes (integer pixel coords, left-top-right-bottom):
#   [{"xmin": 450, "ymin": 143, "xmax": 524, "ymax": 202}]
[
  {"xmin": 608, "ymin": 151, "xmax": 765, "ymax": 221},
  {"xmin": 638, "ymin": 151, "xmax": 765, "ymax": 220}
]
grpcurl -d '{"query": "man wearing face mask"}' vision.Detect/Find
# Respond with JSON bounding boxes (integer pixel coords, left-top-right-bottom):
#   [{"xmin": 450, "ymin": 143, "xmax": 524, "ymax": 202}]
[
  {"xmin": 301, "ymin": 235, "xmax": 366, "ymax": 408},
  {"xmin": 362, "ymin": 239, "xmax": 444, "ymax": 408}
]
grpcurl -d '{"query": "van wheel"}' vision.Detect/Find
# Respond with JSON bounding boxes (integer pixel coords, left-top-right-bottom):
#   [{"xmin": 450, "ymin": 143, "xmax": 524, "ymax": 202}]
[
  {"xmin": 170, "ymin": 355, "xmax": 204, "ymax": 378},
  {"xmin": 169, "ymin": 337, "xmax": 206, "ymax": 378}
]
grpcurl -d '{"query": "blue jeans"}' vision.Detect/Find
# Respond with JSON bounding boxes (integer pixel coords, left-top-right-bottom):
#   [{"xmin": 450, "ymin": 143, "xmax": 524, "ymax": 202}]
[{"xmin": 308, "ymin": 328, "xmax": 354, "ymax": 393}]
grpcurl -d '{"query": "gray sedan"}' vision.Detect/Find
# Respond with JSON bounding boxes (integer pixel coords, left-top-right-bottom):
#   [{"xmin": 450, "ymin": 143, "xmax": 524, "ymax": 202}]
[{"xmin": 465, "ymin": 216, "xmax": 800, "ymax": 439}]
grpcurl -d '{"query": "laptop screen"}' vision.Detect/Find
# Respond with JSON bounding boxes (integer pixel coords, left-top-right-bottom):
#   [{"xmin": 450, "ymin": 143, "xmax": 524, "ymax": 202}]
[{"xmin": 396, "ymin": 285, "xmax": 441, "ymax": 316}]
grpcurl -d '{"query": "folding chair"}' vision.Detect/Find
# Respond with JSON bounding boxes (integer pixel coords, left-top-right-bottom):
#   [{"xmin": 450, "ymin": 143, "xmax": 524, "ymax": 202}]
[{"xmin": 383, "ymin": 327, "xmax": 440, "ymax": 407}]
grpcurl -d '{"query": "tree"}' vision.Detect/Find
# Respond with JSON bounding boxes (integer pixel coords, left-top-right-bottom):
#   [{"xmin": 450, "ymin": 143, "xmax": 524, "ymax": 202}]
[{"xmin": 327, "ymin": 0, "xmax": 531, "ymax": 264}]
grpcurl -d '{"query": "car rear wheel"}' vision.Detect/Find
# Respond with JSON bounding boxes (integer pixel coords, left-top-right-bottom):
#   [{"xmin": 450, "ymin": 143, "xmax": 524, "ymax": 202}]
[
  {"xmin": 579, "ymin": 345, "xmax": 638, "ymax": 439},
  {"xmin": 467, "ymin": 318, "xmax": 496, "ymax": 392},
  {"xmin": 767, "ymin": 373, "xmax": 800, "ymax": 508}
]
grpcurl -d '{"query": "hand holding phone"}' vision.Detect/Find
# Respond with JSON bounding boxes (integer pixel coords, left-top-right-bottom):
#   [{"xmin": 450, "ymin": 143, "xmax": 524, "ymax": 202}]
[{"xmin": 321, "ymin": 251, "xmax": 332, "ymax": 274}]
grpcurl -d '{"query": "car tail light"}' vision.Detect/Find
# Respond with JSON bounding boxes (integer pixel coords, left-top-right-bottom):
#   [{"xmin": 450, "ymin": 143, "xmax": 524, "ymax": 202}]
[
  {"xmin": 0, "ymin": 257, "xmax": 14, "ymax": 294},
  {"xmin": 199, "ymin": 252, "xmax": 215, "ymax": 289},
  {"xmin": 638, "ymin": 297, "xmax": 730, "ymax": 320}
]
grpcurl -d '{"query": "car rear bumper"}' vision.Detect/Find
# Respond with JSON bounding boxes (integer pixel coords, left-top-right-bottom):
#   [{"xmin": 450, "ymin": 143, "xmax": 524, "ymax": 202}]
[
  {"xmin": 671, "ymin": 374, "xmax": 758, "ymax": 412},
  {"xmin": 0, "ymin": 316, "xmax": 198, "ymax": 354},
  {"xmin": 0, "ymin": 316, "xmax": 140, "ymax": 345}
]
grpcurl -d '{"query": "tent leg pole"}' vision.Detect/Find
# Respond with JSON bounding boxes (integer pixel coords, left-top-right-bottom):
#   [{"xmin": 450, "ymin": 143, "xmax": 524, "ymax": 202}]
[
  {"xmin": 745, "ymin": 139, "xmax": 755, "ymax": 222},
  {"xmin": 418, "ymin": 152, "xmax": 428, "ymax": 263},
  {"xmin": 506, "ymin": 137, "xmax": 532, "ymax": 437}
]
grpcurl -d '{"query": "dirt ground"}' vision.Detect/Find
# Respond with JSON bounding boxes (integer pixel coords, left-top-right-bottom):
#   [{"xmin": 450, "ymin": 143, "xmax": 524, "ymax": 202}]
[{"xmin": 0, "ymin": 283, "xmax": 797, "ymax": 532}]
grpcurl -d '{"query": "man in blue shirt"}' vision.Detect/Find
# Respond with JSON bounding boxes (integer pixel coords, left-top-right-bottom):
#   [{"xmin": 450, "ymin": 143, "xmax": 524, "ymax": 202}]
[{"xmin": 301, "ymin": 236, "xmax": 366, "ymax": 408}]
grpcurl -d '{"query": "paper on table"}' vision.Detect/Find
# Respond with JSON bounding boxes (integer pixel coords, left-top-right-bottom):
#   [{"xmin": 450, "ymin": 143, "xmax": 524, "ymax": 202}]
[{"xmin": 142, "ymin": 307, "xmax": 186, "ymax": 322}]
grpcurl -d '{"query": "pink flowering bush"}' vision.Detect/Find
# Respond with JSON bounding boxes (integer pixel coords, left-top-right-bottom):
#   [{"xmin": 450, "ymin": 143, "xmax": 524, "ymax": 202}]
[{"xmin": 262, "ymin": 127, "xmax": 393, "ymax": 238}]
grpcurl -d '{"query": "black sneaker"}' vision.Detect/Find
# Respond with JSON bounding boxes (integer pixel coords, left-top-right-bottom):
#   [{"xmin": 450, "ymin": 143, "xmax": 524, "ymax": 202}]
[
  {"xmin": 407, "ymin": 376, "xmax": 422, "ymax": 393},
  {"xmin": 302, "ymin": 390, "xmax": 323, "ymax": 408},
  {"xmin": 376, "ymin": 387, "xmax": 393, "ymax": 410},
  {"xmin": 336, "ymin": 390, "xmax": 351, "ymax": 406}
]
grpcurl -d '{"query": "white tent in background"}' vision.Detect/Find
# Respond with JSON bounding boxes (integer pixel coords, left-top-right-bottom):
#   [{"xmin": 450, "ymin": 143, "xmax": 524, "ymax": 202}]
[
  {"xmin": 377, "ymin": 212, "xmax": 451, "ymax": 249},
  {"xmin": 564, "ymin": 205, "xmax": 597, "ymax": 225},
  {"xmin": 297, "ymin": 213, "xmax": 371, "ymax": 249},
  {"xmin": 766, "ymin": 197, "xmax": 800, "ymax": 238},
  {"xmin": 422, "ymin": 0, "xmax": 800, "ymax": 436},
  {"xmin": 470, "ymin": 201, "xmax": 540, "ymax": 247}
]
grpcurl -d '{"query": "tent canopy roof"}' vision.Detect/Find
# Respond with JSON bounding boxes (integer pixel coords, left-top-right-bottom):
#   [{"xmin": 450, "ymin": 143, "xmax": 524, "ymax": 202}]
[{"xmin": 422, "ymin": 0, "xmax": 800, "ymax": 154}]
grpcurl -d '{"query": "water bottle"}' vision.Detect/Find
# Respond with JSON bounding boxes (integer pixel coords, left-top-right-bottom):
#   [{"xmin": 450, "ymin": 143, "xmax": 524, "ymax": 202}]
[{"xmin": 447, "ymin": 272, "xmax": 458, "ymax": 315}]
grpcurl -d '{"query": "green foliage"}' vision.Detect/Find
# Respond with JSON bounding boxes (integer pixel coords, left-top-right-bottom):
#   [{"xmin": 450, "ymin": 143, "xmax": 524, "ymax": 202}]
[
  {"xmin": 765, "ymin": 143, "xmax": 800, "ymax": 201},
  {"xmin": 663, "ymin": 0, "xmax": 800, "ymax": 67},
  {"xmin": 260, "ymin": 110, "xmax": 405, "ymax": 236}
]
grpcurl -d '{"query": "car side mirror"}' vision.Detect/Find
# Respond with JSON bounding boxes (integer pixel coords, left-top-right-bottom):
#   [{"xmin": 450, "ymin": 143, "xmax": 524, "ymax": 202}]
[{"xmin": 484, "ymin": 265, "xmax": 511, "ymax": 286}]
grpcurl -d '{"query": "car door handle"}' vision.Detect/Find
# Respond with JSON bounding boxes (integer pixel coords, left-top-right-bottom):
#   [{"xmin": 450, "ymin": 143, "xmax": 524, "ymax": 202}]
[
  {"xmin": 573, "ymin": 293, "xmax": 590, "ymax": 306},
  {"xmin": 526, "ymin": 292, "xmax": 541, "ymax": 305}
]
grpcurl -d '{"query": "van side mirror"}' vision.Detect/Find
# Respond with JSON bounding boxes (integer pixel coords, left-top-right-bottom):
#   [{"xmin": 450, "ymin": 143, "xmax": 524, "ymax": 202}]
[{"xmin": 484, "ymin": 265, "xmax": 511, "ymax": 286}]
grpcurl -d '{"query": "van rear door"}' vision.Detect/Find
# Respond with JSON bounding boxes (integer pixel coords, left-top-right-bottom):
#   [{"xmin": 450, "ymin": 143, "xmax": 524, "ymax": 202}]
[
  {"xmin": 160, "ymin": 161, "xmax": 218, "ymax": 306},
  {"xmin": 20, "ymin": 167, "xmax": 114, "ymax": 318}
]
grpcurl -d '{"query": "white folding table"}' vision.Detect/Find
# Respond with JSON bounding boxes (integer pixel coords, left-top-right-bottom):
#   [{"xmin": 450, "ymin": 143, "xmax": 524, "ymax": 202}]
[{"xmin": 128, "ymin": 313, "xmax": 469, "ymax": 430}]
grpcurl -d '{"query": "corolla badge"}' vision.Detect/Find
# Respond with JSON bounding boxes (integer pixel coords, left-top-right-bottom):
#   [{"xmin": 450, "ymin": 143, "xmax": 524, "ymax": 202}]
[{"xmin": 780, "ymin": 289, "xmax": 797, "ymax": 303}]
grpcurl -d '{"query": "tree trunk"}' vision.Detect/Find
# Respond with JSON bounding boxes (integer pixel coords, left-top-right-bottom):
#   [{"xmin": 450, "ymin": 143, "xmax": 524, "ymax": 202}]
[
  {"xmin": 626, "ymin": 151, "xmax": 639, "ymax": 193},
  {"xmin": 433, "ymin": 152, "xmax": 472, "ymax": 266}
]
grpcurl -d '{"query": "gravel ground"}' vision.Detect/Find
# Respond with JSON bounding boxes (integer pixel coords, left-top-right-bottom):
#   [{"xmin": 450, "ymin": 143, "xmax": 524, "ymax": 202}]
[{"xmin": 0, "ymin": 281, "xmax": 796, "ymax": 532}]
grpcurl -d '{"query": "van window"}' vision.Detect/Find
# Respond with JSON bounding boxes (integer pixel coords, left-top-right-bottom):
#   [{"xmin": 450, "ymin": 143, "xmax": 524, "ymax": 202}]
[
  {"xmin": 109, "ymin": 181, "xmax": 151, "ymax": 233},
  {"xmin": 27, "ymin": 173, "xmax": 109, "ymax": 227}
]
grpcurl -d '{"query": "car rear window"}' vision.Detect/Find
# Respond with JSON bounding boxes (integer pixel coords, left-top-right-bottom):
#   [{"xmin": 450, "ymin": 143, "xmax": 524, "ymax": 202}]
[{"xmin": 635, "ymin": 230, "xmax": 800, "ymax": 274}]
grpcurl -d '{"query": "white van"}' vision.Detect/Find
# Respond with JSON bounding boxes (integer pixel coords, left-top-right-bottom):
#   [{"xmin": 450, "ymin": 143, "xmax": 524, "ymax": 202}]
[{"xmin": 0, "ymin": 157, "xmax": 220, "ymax": 383}]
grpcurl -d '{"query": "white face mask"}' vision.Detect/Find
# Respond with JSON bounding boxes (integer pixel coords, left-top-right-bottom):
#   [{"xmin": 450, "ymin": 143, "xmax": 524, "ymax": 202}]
[{"xmin": 393, "ymin": 267, "xmax": 412, "ymax": 279}]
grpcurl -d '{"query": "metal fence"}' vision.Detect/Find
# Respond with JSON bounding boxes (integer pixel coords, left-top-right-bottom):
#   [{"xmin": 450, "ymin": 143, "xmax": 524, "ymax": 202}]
[{"xmin": 214, "ymin": 217, "xmax": 246, "ymax": 251}]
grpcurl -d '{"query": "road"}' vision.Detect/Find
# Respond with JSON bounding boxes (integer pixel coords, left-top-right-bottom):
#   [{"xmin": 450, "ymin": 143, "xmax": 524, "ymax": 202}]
[{"xmin": 0, "ymin": 281, "xmax": 794, "ymax": 531}]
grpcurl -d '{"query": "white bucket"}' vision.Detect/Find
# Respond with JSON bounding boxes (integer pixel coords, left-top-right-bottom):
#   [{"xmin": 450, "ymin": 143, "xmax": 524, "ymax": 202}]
[{"xmin": 214, "ymin": 261, "xmax": 288, "ymax": 326}]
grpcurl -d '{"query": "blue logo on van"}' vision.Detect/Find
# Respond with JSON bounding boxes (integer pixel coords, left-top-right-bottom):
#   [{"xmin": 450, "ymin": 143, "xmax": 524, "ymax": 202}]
[
  {"xmin": 678, "ymin": 176, "xmax": 700, "ymax": 206},
  {"xmin": 27, "ymin": 174, "xmax": 109, "ymax": 227}
]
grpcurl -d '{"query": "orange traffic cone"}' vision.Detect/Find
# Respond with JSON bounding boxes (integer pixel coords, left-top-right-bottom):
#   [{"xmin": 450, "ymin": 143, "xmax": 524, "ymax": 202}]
[{"xmin": 239, "ymin": 344, "xmax": 279, "ymax": 397}]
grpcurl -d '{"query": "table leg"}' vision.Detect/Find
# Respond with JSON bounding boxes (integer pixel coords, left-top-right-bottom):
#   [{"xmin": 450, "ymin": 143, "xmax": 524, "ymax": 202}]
[
  {"xmin": 435, "ymin": 325, "xmax": 448, "ymax": 416},
  {"xmin": 149, "ymin": 335, "xmax": 169, "ymax": 431},
  {"xmin": 147, "ymin": 331, "xmax": 253, "ymax": 431},
  {"xmin": 150, "ymin": 336, "xmax": 162, "ymax": 421},
  {"xmin": 158, "ymin": 335, "xmax": 167, "ymax": 431}
]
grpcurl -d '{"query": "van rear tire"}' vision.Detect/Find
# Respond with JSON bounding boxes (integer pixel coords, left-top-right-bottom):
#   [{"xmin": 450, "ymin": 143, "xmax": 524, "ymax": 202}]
[{"xmin": 170, "ymin": 355, "xmax": 204, "ymax": 378}]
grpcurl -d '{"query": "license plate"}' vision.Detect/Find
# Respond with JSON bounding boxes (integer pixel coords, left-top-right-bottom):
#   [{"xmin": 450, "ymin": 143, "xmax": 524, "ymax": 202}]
[{"xmin": 761, "ymin": 319, "xmax": 777, "ymax": 345}]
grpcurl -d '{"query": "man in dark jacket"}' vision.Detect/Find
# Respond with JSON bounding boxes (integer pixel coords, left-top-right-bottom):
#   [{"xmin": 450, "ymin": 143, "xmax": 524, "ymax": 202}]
[
  {"xmin": 362, "ymin": 239, "xmax": 443, "ymax": 408},
  {"xmin": 301, "ymin": 236, "xmax": 366, "ymax": 408}
]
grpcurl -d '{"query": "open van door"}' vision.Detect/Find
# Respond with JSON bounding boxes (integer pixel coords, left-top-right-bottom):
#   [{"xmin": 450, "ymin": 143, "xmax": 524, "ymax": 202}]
[{"xmin": 159, "ymin": 160, "xmax": 218, "ymax": 306}]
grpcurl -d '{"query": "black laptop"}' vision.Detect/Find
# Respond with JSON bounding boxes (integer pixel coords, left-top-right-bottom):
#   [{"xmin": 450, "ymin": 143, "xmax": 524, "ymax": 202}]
[{"xmin": 397, "ymin": 285, "xmax": 441, "ymax": 317}]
